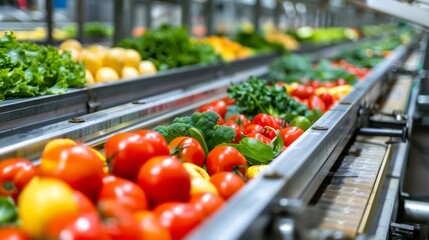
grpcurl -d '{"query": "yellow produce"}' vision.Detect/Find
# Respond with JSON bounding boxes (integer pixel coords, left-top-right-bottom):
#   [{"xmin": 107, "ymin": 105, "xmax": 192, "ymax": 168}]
[
  {"xmin": 200, "ymin": 36, "xmax": 252, "ymax": 61},
  {"xmin": 328, "ymin": 85, "xmax": 352, "ymax": 96},
  {"xmin": 86, "ymin": 44, "xmax": 107, "ymax": 60},
  {"xmin": 265, "ymin": 31, "xmax": 300, "ymax": 50},
  {"xmin": 190, "ymin": 178, "xmax": 218, "ymax": 196},
  {"xmin": 96, "ymin": 67, "xmax": 120, "ymax": 82},
  {"xmin": 183, "ymin": 162, "xmax": 210, "ymax": 181},
  {"xmin": 246, "ymin": 165, "xmax": 268, "ymax": 180},
  {"xmin": 43, "ymin": 138, "xmax": 76, "ymax": 155},
  {"xmin": 138, "ymin": 60, "xmax": 157, "ymax": 75},
  {"xmin": 121, "ymin": 66, "xmax": 140, "ymax": 79},
  {"xmin": 123, "ymin": 49, "xmax": 142, "ymax": 69},
  {"xmin": 85, "ymin": 70, "xmax": 95, "ymax": 84},
  {"xmin": 315, "ymin": 87, "xmax": 329, "ymax": 96},
  {"xmin": 79, "ymin": 50, "xmax": 102, "ymax": 76},
  {"xmin": 103, "ymin": 48, "xmax": 125, "ymax": 75},
  {"xmin": 18, "ymin": 177, "xmax": 79, "ymax": 238},
  {"xmin": 59, "ymin": 39, "xmax": 82, "ymax": 51},
  {"xmin": 89, "ymin": 147, "xmax": 109, "ymax": 174}
]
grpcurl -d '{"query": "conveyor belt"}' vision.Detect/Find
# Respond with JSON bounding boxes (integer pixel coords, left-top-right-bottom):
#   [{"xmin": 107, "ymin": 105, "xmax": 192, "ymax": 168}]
[{"xmin": 312, "ymin": 136, "xmax": 391, "ymax": 238}]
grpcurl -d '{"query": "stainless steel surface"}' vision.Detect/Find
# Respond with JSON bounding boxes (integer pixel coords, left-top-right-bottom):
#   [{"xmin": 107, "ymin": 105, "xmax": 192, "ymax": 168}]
[
  {"xmin": 404, "ymin": 199, "xmax": 429, "ymax": 223},
  {"xmin": 0, "ymin": 66, "xmax": 268, "ymax": 161},
  {"xmin": 373, "ymin": 178, "xmax": 400, "ymax": 240},
  {"xmin": 347, "ymin": 0, "xmax": 429, "ymax": 29},
  {"xmin": 186, "ymin": 40, "xmax": 414, "ymax": 240}
]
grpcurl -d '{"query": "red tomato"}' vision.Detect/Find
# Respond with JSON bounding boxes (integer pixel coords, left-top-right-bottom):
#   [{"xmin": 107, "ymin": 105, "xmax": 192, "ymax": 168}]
[
  {"xmin": 252, "ymin": 113, "xmax": 281, "ymax": 130},
  {"xmin": 209, "ymin": 99, "xmax": 228, "ymax": 118},
  {"xmin": 224, "ymin": 122, "xmax": 242, "ymax": 143},
  {"xmin": 280, "ymin": 127, "xmax": 304, "ymax": 147},
  {"xmin": 206, "ymin": 146, "xmax": 247, "ymax": 176},
  {"xmin": 134, "ymin": 211, "xmax": 172, "ymax": 240},
  {"xmin": 0, "ymin": 227, "xmax": 30, "ymax": 240},
  {"xmin": 226, "ymin": 114, "xmax": 251, "ymax": 129},
  {"xmin": 336, "ymin": 78, "xmax": 346, "ymax": 86},
  {"xmin": 39, "ymin": 144, "xmax": 105, "ymax": 201},
  {"xmin": 98, "ymin": 175, "xmax": 148, "ymax": 212},
  {"xmin": 310, "ymin": 80, "xmax": 321, "ymax": 88},
  {"xmin": 154, "ymin": 203, "xmax": 205, "ymax": 240},
  {"xmin": 169, "ymin": 137, "xmax": 205, "ymax": 167},
  {"xmin": 319, "ymin": 92, "xmax": 334, "ymax": 109},
  {"xmin": 105, "ymin": 130, "xmax": 170, "ymax": 181},
  {"xmin": 291, "ymin": 85, "xmax": 315, "ymax": 99},
  {"xmin": 323, "ymin": 82, "xmax": 337, "ymax": 88},
  {"xmin": 244, "ymin": 124, "xmax": 264, "ymax": 135},
  {"xmin": 0, "ymin": 158, "xmax": 37, "ymax": 201},
  {"xmin": 44, "ymin": 212, "xmax": 109, "ymax": 240},
  {"xmin": 137, "ymin": 156, "xmax": 191, "ymax": 205},
  {"xmin": 98, "ymin": 200, "xmax": 141, "ymax": 240},
  {"xmin": 198, "ymin": 100, "xmax": 227, "ymax": 118},
  {"xmin": 308, "ymin": 95, "xmax": 326, "ymax": 112},
  {"xmin": 73, "ymin": 190, "xmax": 97, "ymax": 214},
  {"xmin": 245, "ymin": 133, "xmax": 271, "ymax": 144},
  {"xmin": 223, "ymin": 96, "xmax": 235, "ymax": 105},
  {"xmin": 190, "ymin": 192, "xmax": 225, "ymax": 217},
  {"xmin": 210, "ymin": 172, "xmax": 245, "ymax": 200}
]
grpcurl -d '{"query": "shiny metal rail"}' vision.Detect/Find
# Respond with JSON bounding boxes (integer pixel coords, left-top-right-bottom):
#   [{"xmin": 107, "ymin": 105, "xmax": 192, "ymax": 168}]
[{"xmin": 186, "ymin": 38, "xmax": 416, "ymax": 240}]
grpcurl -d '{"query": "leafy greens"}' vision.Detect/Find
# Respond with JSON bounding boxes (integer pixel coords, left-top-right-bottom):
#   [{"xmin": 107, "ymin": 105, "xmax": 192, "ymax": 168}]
[{"xmin": 0, "ymin": 33, "xmax": 85, "ymax": 101}]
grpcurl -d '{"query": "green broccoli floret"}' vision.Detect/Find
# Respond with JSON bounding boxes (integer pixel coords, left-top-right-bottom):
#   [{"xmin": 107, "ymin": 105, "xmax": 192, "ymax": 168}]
[
  {"xmin": 173, "ymin": 115, "xmax": 193, "ymax": 125},
  {"xmin": 153, "ymin": 123, "xmax": 192, "ymax": 143},
  {"xmin": 206, "ymin": 125, "xmax": 236, "ymax": 150},
  {"xmin": 153, "ymin": 111, "xmax": 236, "ymax": 151}
]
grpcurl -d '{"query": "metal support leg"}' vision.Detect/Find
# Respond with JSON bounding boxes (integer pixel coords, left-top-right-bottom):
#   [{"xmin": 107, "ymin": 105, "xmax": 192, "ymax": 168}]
[
  {"xmin": 46, "ymin": 0, "xmax": 54, "ymax": 45},
  {"xmin": 206, "ymin": 0, "xmax": 214, "ymax": 36},
  {"xmin": 181, "ymin": 0, "xmax": 191, "ymax": 33},
  {"xmin": 76, "ymin": 0, "xmax": 85, "ymax": 43},
  {"xmin": 253, "ymin": 0, "xmax": 261, "ymax": 32},
  {"xmin": 113, "ymin": 0, "xmax": 124, "ymax": 46},
  {"xmin": 145, "ymin": 0, "xmax": 152, "ymax": 29}
]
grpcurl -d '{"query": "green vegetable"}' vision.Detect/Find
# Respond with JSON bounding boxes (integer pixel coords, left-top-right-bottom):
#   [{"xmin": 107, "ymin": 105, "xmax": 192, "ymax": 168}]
[
  {"xmin": 0, "ymin": 33, "xmax": 85, "ymax": 101},
  {"xmin": 227, "ymin": 76, "xmax": 308, "ymax": 119},
  {"xmin": 116, "ymin": 25, "xmax": 221, "ymax": 70},
  {"xmin": 268, "ymin": 53, "xmax": 357, "ymax": 85},
  {"xmin": 153, "ymin": 111, "xmax": 236, "ymax": 151},
  {"xmin": 222, "ymin": 130, "xmax": 284, "ymax": 165},
  {"xmin": 0, "ymin": 196, "xmax": 18, "ymax": 226},
  {"xmin": 235, "ymin": 30, "xmax": 285, "ymax": 53},
  {"xmin": 305, "ymin": 109, "xmax": 323, "ymax": 124},
  {"xmin": 289, "ymin": 116, "xmax": 312, "ymax": 131},
  {"xmin": 189, "ymin": 127, "xmax": 209, "ymax": 156}
]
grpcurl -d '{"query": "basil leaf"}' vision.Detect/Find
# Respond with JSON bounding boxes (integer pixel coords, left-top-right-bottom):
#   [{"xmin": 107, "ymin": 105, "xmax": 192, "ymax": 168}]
[
  {"xmin": 0, "ymin": 197, "xmax": 18, "ymax": 226},
  {"xmin": 238, "ymin": 137, "xmax": 274, "ymax": 165},
  {"xmin": 189, "ymin": 127, "xmax": 209, "ymax": 157},
  {"xmin": 270, "ymin": 130, "xmax": 284, "ymax": 157}
]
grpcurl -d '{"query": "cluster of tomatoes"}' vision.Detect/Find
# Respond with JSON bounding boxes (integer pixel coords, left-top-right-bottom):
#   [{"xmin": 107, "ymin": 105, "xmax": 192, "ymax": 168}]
[
  {"xmin": 331, "ymin": 60, "xmax": 371, "ymax": 79},
  {"xmin": 0, "ymin": 130, "xmax": 254, "ymax": 240}
]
